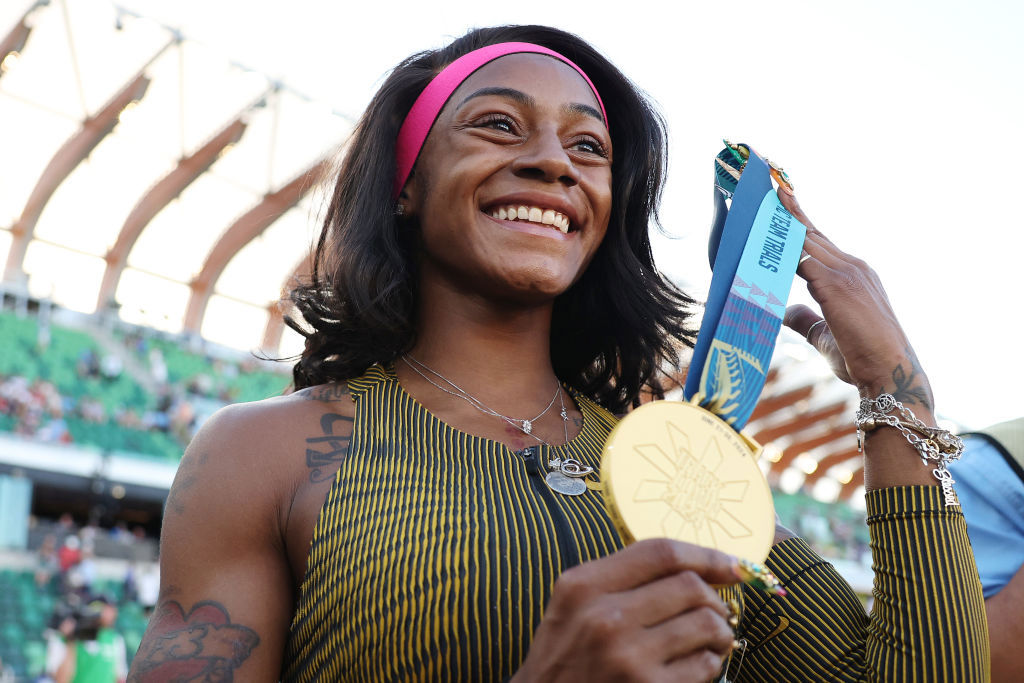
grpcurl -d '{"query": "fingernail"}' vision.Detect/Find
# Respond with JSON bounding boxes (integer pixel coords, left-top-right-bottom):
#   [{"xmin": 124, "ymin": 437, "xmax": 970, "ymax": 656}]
[{"xmin": 735, "ymin": 558, "xmax": 787, "ymax": 596}]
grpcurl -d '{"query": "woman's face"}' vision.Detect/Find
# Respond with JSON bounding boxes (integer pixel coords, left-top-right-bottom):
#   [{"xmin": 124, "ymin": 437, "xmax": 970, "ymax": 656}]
[{"xmin": 406, "ymin": 53, "xmax": 613, "ymax": 305}]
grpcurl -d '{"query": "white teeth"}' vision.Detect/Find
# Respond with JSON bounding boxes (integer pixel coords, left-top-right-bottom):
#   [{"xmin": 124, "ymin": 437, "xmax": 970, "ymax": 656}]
[{"xmin": 492, "ymin": 204, "xmax": 571, "ymax": 232}]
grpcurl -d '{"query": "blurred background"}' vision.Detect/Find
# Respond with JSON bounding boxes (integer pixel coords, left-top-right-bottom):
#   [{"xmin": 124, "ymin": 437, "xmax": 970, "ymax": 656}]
[{"xmin": 0, "ymin": 0, "xmax": 1020, "ymax": 678}]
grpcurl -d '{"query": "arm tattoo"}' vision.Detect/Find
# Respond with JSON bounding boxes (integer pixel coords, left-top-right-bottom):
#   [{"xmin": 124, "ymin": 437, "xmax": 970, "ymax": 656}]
[
  {"xmin": 296, "ymin": 383, "xmax": 350, "ymax": 402},
  {"xmin": 305, "ymin": 412, "xmax": 354, "ymax": 482},
  {"xmin": 128, "ymin": 600, "xmax": 259, "ymax": 682},
  {"xmin": 884, "ymin": 349, "xmax": 933, "ymax": 410}
]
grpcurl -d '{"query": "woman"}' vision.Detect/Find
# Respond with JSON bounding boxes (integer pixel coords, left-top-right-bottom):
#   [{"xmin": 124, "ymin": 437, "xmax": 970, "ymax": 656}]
[{"xmin": 129, "ymin": 26, "xmax": 988, "ymax": 682}]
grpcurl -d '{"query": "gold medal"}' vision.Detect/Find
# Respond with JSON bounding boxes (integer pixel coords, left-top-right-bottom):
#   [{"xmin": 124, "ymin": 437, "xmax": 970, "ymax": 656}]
[{"xmin": 601, "ymin": 400, "xmax": 775, "ymax": 562}]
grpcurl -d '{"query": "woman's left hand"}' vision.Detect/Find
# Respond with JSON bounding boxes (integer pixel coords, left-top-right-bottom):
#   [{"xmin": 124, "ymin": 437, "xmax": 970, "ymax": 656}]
[{"xmin": 777, "ymin": 190, "xmax": 934, "ymax": 411}]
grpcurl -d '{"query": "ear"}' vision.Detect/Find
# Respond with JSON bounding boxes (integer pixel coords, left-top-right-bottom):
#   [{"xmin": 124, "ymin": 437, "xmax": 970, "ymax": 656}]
[{"xmin": 397, "ymin": 171, "xmax": 420, "ymax": 217}]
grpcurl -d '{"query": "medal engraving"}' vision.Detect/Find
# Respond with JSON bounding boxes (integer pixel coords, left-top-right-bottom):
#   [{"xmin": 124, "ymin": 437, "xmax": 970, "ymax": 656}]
[{"xmin": 630, "ymin": 421, "xmax": 753, "ymax": 546}]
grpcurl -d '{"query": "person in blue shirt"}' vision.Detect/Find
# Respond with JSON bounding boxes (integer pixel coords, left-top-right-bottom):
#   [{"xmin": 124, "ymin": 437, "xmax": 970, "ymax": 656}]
[{"xmin": 948, "ymin": 417, "xmax": 1024, "ymax": 681}]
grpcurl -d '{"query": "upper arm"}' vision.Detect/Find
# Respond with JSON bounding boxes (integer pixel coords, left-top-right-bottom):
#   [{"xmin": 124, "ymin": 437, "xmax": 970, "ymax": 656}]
[{"xmin": 128, "ymin": 405, "xmax": 296, "ymax": 681}]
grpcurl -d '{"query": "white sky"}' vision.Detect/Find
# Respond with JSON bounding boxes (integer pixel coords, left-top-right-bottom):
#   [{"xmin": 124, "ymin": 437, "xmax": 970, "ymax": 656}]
[{"xmin": 8, "ymin": 0, "xmax": 1024, "ymax": 428}]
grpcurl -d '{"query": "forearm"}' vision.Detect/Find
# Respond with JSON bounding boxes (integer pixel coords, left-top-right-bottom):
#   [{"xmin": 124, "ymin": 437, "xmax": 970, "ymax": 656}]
[
  {"xmin": 863, "ymin": 487, "xmax": 989, "ymax": 681},
  {"xmin": 739, "ymin": 489, "xmax": 990, "ymax": 682},
  {"xmin": 986, "ymin": 563, "xmax": 1024, "ymax": 681},
  {"xmin": 54, "ymin": 645, "xmax": 75, "ymax": 683}
]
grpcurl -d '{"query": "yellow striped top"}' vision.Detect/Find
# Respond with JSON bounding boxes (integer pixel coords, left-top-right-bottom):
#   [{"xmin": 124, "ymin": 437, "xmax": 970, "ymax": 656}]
[{"xmin": 282, "ymin": 365, "xmax": 989, "ymax": 681}]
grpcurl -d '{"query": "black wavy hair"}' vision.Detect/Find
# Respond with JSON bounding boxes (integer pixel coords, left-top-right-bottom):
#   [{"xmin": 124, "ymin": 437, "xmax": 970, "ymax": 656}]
[{"xmin": 287, "ymin": 25, "xmax": 698, "ymax": 413}]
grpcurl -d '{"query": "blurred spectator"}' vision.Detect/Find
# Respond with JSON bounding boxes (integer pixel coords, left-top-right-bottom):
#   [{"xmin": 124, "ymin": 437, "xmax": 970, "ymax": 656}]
[
  {"xmin": 77, "ymin": 398, "xmax": 105, "ymax": 423},
  {"xmin": 0, "ymin": 656, "xmax": 14, "ymax": 683},
  {"xmin": 68, "ymin": 550, "xmax": 98, "ymax": 595},
  {"xmin": 108, "ymin": 522, "xmax": 131, "ymax": 545},
  {"xmin": 58, "ymin": 536, "xmax": 82, "ymax": 574},
  {"xmin": 45, "ymin": 597, "xmax": 127, "ymax": 683},
  {"xmin": 36, "ymin": 533, "xmax": 59, "ymax": 588},
  {"xmin": 169, "ymin": 399, "xmax": 196, "ymax": 444},
  {"xmin": 36, "ymin": 417, "xmax": 71, "ymax": 443},
  {"xmin": 147, "ymin": 349, "xmax": 167, "ymax": 384},
  {"xmin": 99, "ymin": 355, "xmax": 122, "ymax": 382},
  {"xmin": 76, "ymin": 350, "xmax": 100, "ymax": 379},
  {"xmin": 112, "ymin": 408, "xmax": 141, "ymax": 430},
  {"xmin": 121, "ymin": 565, "xmax": 138, "ymax": 605},
  {"xmin": 79, "ymin": 522, "xmax": 99, "ymax": 552},
  {"xmin": 56, "ymin": 513, "xmax": 76, "ymax": 538},
  {"xmin": 136, "ymin": 565, "xmax": 160, "ymax": 614}
]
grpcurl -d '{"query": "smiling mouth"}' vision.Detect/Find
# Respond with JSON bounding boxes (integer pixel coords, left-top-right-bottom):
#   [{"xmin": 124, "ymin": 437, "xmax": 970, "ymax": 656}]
[{"xmin": 486, "ymin": 205, "xmax": 573, "ymax": 234}]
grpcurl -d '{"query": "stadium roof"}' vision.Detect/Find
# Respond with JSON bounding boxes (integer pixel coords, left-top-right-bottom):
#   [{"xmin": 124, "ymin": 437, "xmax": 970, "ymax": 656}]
[
  {"xmin": 0, "ymin": 0, "xmax": 940, "ymax": 505},
  {"xmin": 0, "ymin": 0, "xmax": 351, "ymax": 354}
]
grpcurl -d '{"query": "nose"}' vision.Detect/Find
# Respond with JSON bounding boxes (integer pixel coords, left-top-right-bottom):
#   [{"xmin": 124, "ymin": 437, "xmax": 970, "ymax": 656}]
[{"xmin": 511, "ymin": 128, "xmax": 581, "ymax": 187}]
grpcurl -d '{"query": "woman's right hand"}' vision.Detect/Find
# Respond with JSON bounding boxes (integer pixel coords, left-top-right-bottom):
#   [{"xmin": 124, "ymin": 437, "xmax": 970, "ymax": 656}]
[{"xmin": 514, "ymin": 539, "xmax": 742, "ymax": 682}]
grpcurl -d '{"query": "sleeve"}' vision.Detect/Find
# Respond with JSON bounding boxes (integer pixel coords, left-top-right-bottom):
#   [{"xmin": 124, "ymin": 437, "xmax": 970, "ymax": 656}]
[
  {"xmin": 114, "ymin": 632, "xmax": 128, "ymax": 679},
  {"xmin": 44, "ymin": 634, "xmax": 68, "ymax": 675},
  {"xmin": 731, "ymin": 486, "xmax": 989, "ymax": 682}
]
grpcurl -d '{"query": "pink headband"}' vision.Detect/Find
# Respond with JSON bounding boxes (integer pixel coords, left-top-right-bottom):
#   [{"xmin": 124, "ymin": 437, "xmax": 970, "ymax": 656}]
[{"xmin": 393, "ymin": 41, "xmax": 608, "ymax": 198}]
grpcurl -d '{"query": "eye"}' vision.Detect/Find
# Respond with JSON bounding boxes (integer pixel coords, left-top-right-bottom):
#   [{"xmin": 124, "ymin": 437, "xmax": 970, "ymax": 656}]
[
  {"xmin": 476, "ymin": 113, "xmax": 517, "ymax": 134},
  {"xmin": 569, "ymin": 136, "xmax": 609, "ymax": 158}
]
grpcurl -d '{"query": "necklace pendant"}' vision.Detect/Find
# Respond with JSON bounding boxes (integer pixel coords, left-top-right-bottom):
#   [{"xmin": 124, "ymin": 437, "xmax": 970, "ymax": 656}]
[
  {"xmin": 521, "ymin": 419, "xmax": 532, "ymax": 434},
  {"xmin": 559, "ymin": 458, "xmax": 594, "ymax": 478},
  {"xmin": 545, "ymin": 471, "xmax": 587, "ymax": 496}
]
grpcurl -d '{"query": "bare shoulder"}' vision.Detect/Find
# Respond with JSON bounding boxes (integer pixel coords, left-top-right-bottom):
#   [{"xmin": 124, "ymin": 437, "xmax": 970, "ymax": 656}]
[
  {"xmin": 164, "ymin": 381, "xmax": 356, "ymax": 523},
  {"xmin": 190, "ymin": 383, "xmax": 354, "ymax": 462},
  {"xmin": 130, "ymin": 382, "xmax": 359, "ymax": 680}
]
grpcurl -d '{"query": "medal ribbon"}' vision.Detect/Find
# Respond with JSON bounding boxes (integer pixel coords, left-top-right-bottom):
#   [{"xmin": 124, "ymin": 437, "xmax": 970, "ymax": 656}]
[{"xmin": 683, "ymin": 147, "xmax": 807, "ymax": 430}]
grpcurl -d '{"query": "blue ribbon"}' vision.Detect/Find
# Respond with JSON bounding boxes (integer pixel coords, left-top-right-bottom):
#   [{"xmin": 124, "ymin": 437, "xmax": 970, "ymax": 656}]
[{"xmin": 683, "ymin": 148, "xmax": 807, "ymax": 430}]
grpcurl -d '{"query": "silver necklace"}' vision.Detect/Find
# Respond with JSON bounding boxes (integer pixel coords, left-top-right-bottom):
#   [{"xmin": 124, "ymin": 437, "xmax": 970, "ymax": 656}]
[
  {"xmin": 403, "ymin": 354, "xmax": 559, "ymax": 435},
  {"xmin": 401, "ymin": 355, "xmax": 596, "ymax": 495}
]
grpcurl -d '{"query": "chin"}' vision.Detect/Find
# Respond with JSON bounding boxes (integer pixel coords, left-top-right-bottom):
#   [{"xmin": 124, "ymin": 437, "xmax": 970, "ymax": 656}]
[{"xmin": 485, "ymin": 268, "xmax": 576, "ymax": 305}]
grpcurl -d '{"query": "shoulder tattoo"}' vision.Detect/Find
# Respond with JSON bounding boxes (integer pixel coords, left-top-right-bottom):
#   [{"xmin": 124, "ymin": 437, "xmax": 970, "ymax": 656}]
[
  {"xmin": 128, "ymin": 600, "xmax": 259, "ymax": 682},
  {"xmin": 295, "ymin": 383, "xmax": 350, "ymax": 402},
  {"xmin": 304, "ymin": 412, "xmax": 354, "ymax": 483}
]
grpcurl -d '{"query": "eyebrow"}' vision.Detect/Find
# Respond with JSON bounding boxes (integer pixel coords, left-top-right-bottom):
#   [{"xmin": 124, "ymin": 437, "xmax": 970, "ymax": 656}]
[{"xmin": 456, "ymin": 86, "xmax": 605, "ymax": 124}]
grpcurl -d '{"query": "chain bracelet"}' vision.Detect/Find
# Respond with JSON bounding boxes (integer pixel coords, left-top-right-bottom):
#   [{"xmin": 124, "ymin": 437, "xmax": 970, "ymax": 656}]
[{"xmin": 855, "ymin": 393, "xmax": 964, "ymax": 506}]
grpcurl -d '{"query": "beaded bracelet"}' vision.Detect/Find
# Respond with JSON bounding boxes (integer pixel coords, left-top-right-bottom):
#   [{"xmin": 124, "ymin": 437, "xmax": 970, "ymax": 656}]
[{"xmin": 855, "ymin": 393, "xmax": 964, "ymax": 507}]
